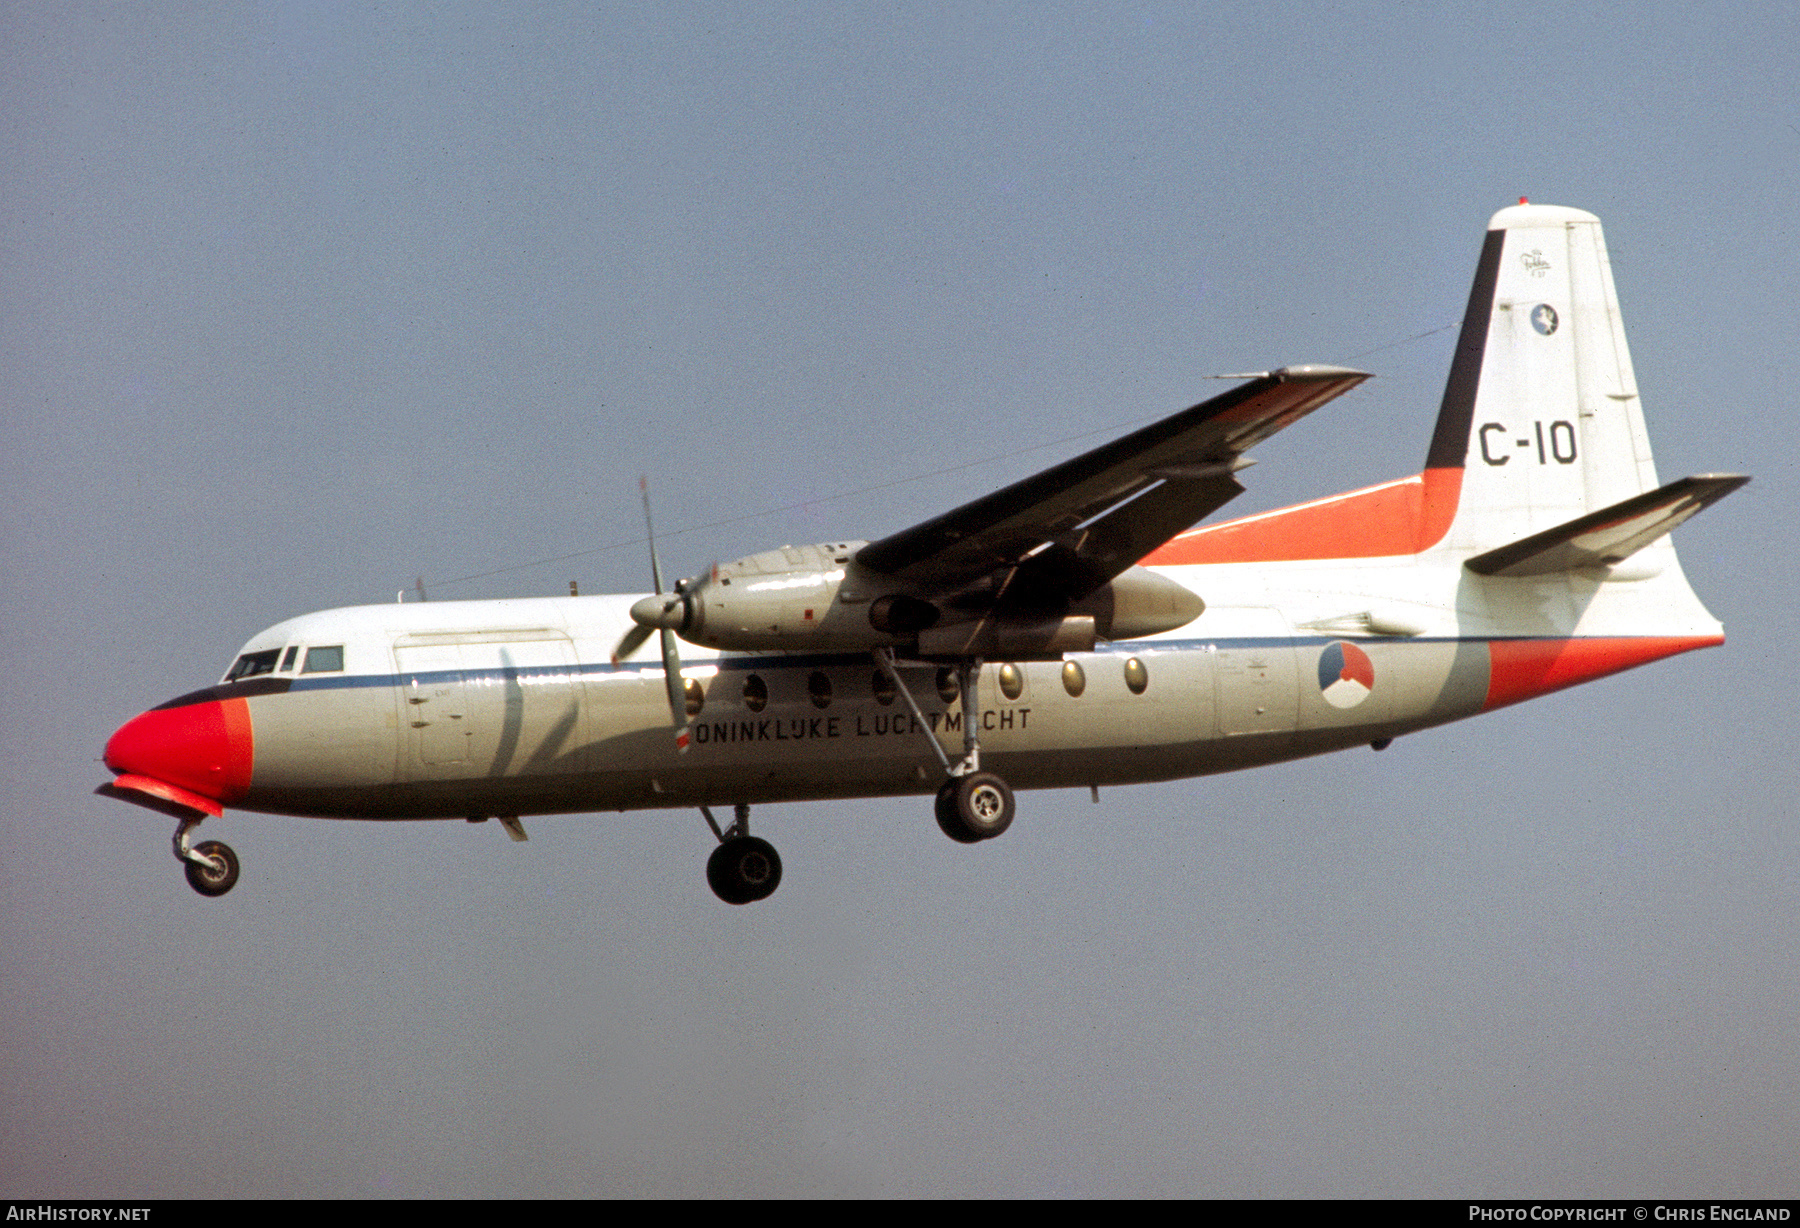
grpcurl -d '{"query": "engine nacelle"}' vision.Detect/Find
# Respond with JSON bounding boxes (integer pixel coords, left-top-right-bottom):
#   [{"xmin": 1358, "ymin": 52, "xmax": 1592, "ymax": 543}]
[
  {"xmin": 653, "ymin": 543, "xmax": 1204, "ymax": 655},
  {"xmin": 1070, "ymin": 565, "xmax": 1205, "ymax": 641},
  {"xmin": 676, "ymin": 541, "xmax": 911, "ymax": 652}
]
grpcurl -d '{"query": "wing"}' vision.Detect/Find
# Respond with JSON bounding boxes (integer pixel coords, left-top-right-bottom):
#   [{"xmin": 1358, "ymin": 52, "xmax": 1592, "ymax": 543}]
[{"xmin": 855, "ymin": 365, "xmax": 1370, "ymax": 601}]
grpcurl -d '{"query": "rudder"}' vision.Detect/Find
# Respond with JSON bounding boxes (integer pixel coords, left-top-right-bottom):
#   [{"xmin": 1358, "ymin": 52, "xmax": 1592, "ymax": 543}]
[{"xmin": 1429, "ymin": 202, "xmax": 1662, "ymax": 554}]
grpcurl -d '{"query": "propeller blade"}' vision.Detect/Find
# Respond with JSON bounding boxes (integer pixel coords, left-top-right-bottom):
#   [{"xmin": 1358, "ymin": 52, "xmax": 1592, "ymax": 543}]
[
  {"xmin": 640, "ymin": 476, "xmax": 666, "ymax": 597},
  {"xmin": 611, "ymin": 622, "xmax": 653, "ymax": 666},
  {"xmin": 635, "ymin": 477, "xmax": 693, "ymax": 751},
  {"xmin": 661, "ymin": 626, "xmax": 692, "ymax": 753}
]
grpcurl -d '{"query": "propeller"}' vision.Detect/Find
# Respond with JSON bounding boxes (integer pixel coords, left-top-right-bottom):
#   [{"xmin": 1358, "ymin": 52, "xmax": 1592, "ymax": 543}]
[{"xmin": 612, "ymin": 478, "xmax": 698, "ymax": 752}]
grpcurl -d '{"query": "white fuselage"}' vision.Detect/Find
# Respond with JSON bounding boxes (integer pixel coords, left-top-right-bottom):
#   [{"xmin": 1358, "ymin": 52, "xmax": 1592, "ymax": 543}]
[{"xmin": 195, "ymin": 534, "xmax": 1720, "ymax": 821}]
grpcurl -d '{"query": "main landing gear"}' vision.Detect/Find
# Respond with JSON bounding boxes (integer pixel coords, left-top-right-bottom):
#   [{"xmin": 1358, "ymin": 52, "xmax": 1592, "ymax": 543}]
[
  {"xmin": 174, "ymin": 817, "xmax": 239, "ymax": 898},
  {"xmin": 701, "ymin": 802, "xmax": 782, "ymax": 905},
  {"xmin": 935, "ymin": 772, "xmax": 1016, "ymax": 843},
  {"xmin": 875, "ymin": 649, "xmax": 1019, "ymax": 846}
]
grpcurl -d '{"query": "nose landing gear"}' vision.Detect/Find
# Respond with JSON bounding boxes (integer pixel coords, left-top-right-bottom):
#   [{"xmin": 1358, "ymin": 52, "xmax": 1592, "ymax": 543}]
[{"xmin": 174, "ymin": 818, "xmax": 239, "ymax": 898}]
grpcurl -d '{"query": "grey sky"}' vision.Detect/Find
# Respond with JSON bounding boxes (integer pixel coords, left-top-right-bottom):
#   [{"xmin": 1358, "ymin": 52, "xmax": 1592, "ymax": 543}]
[{"xmin": 2, "ymin": 1, "xmax": 1795, "ymax": 1197}]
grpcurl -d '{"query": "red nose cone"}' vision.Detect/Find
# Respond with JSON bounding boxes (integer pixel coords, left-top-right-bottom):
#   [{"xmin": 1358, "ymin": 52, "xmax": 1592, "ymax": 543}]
[{"xmin": 104, "ymin": 698, "xmax": 254, "ymax": 804}]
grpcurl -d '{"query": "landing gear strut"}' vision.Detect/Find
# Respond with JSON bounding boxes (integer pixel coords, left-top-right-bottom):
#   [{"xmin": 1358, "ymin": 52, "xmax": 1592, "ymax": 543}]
[
  {"xmin": 876, "ymin": 649, "xmax": 1019, "ymax": 845},
  {"xmin": 173, "ymin": 817, "xmax": 239, "ymax": 898},
  {"xmin": 701, "ymin": 802, "xmax": 782, "ymax": 905}
]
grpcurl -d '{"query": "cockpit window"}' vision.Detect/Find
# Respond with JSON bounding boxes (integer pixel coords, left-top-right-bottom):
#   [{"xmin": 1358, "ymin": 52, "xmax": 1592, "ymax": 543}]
[
  {"xmin": 301, "ymin": 645, "xmax": 344, "ymax": 674},
  {"xmin": 279, "ymin": 645, "xmax": 299, "ymax": 672},
  {"xmin": 224, "ymin": 649, "xmax": 281, "ymax": 682}
]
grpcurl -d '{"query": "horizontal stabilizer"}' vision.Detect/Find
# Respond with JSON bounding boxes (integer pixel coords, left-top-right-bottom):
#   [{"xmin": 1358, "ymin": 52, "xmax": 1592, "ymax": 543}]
[{"xmin": 1465, "ymin": 474, "xmax": 1749, "ymax": 577}]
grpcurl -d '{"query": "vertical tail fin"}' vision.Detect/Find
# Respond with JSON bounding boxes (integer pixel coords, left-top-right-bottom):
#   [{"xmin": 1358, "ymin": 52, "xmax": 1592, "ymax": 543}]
[
  {"xmin": 1429, "ymin": 202, "xmax": 1662, "ymax": 552},
  {"xmin": 1144, "ymin": 203, "xmax": 1742, "ymax": 575}
]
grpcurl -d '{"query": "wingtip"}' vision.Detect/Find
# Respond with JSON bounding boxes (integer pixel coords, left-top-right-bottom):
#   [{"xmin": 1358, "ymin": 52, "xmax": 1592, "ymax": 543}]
[{"xmin": 1273, "ymin": 364, "xmax": 1374, "ymax": 381}]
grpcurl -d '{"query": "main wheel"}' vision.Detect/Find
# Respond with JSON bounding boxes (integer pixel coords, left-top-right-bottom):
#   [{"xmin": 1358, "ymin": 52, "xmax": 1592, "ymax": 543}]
[
  {"xmin": 184, "ymin": 840, "xmax": 240, "ymax": 898},
  {"xmin": 937, "ymin": 772, "xmax": 1015, "ymax": 842},
  {"xmin": 935, "ymin": 781, "xmax": 981, "ymax": 844},
  {"xmin": 707, "ymin": 836, "xmax": 782, "ymax": 905}
]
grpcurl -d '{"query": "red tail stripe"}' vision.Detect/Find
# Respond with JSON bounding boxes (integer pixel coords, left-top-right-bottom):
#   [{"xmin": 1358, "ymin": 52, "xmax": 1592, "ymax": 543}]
[
  {"xmin": 1144, "ymin": 468, "xmax": 1463, "ymax": 566},
  {"xmin": 1484, "ymin": 636, "xmax": 1723, "ymax": 711}
]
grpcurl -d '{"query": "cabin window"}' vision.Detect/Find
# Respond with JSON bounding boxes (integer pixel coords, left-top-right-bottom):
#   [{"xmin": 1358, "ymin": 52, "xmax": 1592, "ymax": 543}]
[
  {"xmin": 998, "ymin": 662, "xmax": 1023, "ymax": 701},
  {"xmin": 742, "ymin": 674, "xmax": 768, "ymax": 712},
  {"xmin": 224, "ymin": 649, "xmax": 280, "ymax": 682},
  {"xmin": 1062, "ymin": 660, "xmax": 1086, "ymax": 697},
  {"xmin": 870, "ymin": 669, "xmax": 897, "ymax": 706},
  {"xmin": 808, "ymin": 671, "xmax": 833, "ymax": 709},
  {"xmin": 935, "ymin": 667, "xmax": 959, "ymax": 704},
  {"xmin": 301, "ymin": 645, "xmax": 345, "ymax": 674},
  {"xmin": 683, "ymin": 677, "xmax": 705, "ymax": 718},
  {"xmin": 1123, "ymin": 657, "xmax": 1149, "ymax": 695},
  {"xmin": 279, "ymin": 645, "xmax": 299, "ymax": 672}
]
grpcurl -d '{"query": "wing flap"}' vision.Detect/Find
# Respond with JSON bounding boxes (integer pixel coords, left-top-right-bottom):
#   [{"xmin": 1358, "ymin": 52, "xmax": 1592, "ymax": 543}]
[
  {"xmin": 856, "ymin": 365, "xmax": 1370, "ymax": 596},
  {"xmin": 1464, "ymin": 474, "xmax": 1750, "ymax": 577}
]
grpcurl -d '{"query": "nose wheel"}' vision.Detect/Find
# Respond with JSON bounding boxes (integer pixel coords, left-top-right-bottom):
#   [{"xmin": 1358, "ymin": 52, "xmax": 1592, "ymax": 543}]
[
  {"xmin": 184, "ymin": 840, "xmax": 240, "ymax": 897},
  {"xmin": 173, "ymin": 818, "xmax": 239, "ymax": 898}
]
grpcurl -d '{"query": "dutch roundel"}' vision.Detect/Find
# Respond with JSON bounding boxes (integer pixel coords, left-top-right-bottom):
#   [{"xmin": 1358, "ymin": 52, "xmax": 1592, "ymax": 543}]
[{"xmin": 1318, "ymin": 641, "xmax": 1375, "ymax": 709}]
